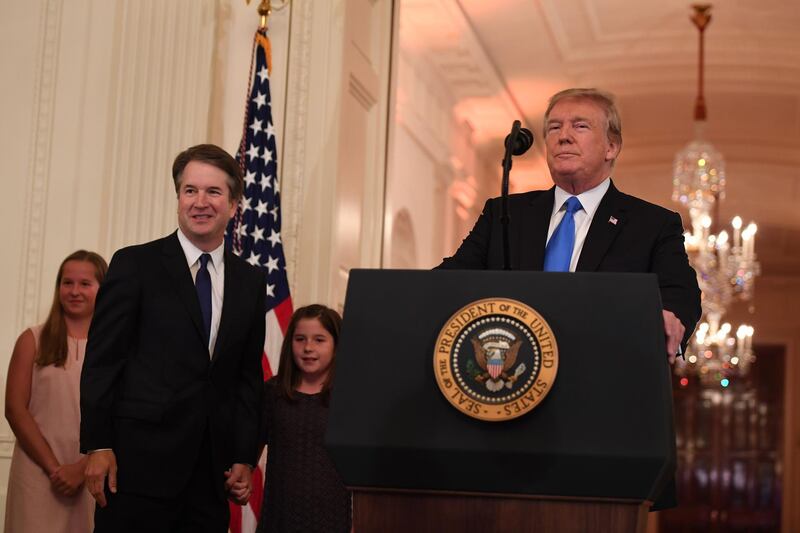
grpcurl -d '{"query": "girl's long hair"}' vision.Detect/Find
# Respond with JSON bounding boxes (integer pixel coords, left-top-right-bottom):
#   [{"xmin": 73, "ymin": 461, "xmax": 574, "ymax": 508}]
[
  {"xmin": 276, "ymin": 304, "xmax": 342, "ymax": 403},
  {"xmin": 37, "ymin": 250, "xmax": 107, "ymax": 367}
]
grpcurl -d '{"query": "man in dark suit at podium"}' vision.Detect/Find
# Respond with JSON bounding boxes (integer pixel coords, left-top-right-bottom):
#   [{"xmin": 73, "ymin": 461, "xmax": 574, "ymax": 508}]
[
  {"xmin": 439, "ymin": 87, "xmax": 701, "ymax": 357},
  {"xmin": 439, "ymin": 88, "xmax": 701, "ymax": 510},
  {"xmin": 80, "ymin": 144, "xmax": 266, "ymax": 532}
]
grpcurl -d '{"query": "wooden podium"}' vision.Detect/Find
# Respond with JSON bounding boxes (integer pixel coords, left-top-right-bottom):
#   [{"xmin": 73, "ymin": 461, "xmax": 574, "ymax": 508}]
[
  {"xmin": 352, "ymin": 489, "xmax": 649, "ymax": 532},
  {"xmin": 326, "ymin": 269, "xmax": 676, "ymax": 533}
]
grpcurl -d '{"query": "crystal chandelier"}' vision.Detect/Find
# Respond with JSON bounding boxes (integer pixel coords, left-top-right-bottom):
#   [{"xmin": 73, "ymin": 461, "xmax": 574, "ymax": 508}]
[{"xmin": 671, "ymin": 5, "xmax": 760, "ymax": 387}]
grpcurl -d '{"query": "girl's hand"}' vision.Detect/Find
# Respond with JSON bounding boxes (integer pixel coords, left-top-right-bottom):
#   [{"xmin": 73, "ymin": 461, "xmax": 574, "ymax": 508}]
[
  {"xmin": 224, "ymin": 464, "xmax": 252, "ymax": 505},
  {"xmin": 50, "ymin": 460, "xmax": 86, "ymax": 496}
]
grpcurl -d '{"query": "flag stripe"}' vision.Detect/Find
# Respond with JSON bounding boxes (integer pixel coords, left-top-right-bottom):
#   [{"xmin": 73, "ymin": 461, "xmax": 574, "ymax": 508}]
[
  {"xmin": 264, "ymin": 309, "xmax": 284, "ymax": 375},
  {"xmin": 274, "ymin": 296, "xmax": 293, "ymax": 333},
  {"xmin": 228, "ymin": 504, "xmax": 242, "ymax": 533},
  {"xmin": 241, "ymin": 507, "xmax": 258, "ymax": 532},
  {"xmin": 248, "ymin": 458, "xmax": 265, "ymax": 519}
]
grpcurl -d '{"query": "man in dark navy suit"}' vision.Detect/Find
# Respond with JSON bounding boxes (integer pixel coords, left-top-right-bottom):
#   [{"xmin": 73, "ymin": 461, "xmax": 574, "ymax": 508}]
[
  {"xmin": 80, "ymin": 144, "xmax": 266, "ymax": 532},
  {"xmin": 440, "ymin": 88, "xmax": 701, "ymax": 356},
  {"xmin": 439, "ymin": 89, "xmax": 702, "ymax": 509}
]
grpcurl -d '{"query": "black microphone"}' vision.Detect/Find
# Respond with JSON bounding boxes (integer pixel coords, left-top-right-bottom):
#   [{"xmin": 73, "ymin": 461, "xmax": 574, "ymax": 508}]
[{"xmin": 504, "ymin": 127, "xmax": 534, "ymax": 156}]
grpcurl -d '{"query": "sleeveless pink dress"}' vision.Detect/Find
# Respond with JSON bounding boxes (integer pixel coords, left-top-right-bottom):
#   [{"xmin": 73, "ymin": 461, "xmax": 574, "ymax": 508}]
[{"xmin": 4, "ymin": 325, "xmax": 94, "ymax": 532}]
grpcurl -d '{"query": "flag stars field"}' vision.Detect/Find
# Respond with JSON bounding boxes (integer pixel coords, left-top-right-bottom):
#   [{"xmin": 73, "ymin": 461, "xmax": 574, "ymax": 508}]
[
  {"xmin": 252, "ymin": 226, "xmax": 264, "ymax": 242},
  {"xmin": 253, "ymin": 91, "xmax": 266, "ymax": 108},
  {"xmin": 246, "ymin": 144, "xmax": 260, "ymax": 161},
  {"xmin": 265, "ymin": 255, "xmax": 279, "ymax": 274},
  {"xmin": 246, "ymin": 251, "xmax": 262, "ymax": 267},
  {"xmin": 250, "ymin": 118, "xmax": 263, "ymax": 134},
  {"xmin": 267, "ymin": 229, "xmax": 281, "ymax": 247}
]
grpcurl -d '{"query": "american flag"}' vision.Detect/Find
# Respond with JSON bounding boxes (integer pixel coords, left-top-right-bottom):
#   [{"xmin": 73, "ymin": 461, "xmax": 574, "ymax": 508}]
[{"xmin": 226, "ymin": 28, "xmax": 293, "ymax": 533}]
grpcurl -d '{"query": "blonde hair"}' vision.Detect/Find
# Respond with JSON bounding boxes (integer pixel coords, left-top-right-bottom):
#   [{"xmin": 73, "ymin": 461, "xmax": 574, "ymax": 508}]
[{"xmin": 544, "ymin": 88, "xmax": 623, "ymax": 149}]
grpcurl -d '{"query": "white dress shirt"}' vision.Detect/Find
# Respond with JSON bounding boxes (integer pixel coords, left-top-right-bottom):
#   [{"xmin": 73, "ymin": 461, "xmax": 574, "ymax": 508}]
[
  {"xmin": 546, "ymin": 178, "xmax": 611, "ymax": 272},
  {"xmin": 177, "ymin": 229, "xmax": 225, "ymax": 355}
]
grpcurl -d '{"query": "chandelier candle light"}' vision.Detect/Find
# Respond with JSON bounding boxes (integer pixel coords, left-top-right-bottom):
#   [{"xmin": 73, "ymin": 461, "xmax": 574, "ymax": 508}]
[{"xmin": 671, "ymin": 4, "xmax": 760, "ymax": 387}]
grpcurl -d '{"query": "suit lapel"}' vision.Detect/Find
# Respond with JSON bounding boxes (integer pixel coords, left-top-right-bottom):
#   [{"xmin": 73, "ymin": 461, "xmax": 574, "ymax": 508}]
[
  {"xmin": 576, "ymin": 181, "xmax": 625, "ymax": 272},
  {"xmin": 161, "ymin": 232, "xmax": 207, "ymax": 344},
  {"xmin": 517, "ymin": 187, "xmax": 554, "ymax": 270},
  {"xmin": 211, "ymin": 249, "xmax": 245, "ymax": 362}
]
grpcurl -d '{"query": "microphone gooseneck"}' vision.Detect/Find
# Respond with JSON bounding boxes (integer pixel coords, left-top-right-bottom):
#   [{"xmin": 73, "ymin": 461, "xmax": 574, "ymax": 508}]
[{"xmin": 501, "ymin": 120, "xmax": 534, "ymax": 271}]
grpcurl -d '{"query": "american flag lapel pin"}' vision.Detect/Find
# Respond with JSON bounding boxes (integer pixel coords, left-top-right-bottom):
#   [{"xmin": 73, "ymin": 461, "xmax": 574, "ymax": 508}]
[{"xmin": 609, "ymin": 216, "xmax": 618, "ymax": 225}]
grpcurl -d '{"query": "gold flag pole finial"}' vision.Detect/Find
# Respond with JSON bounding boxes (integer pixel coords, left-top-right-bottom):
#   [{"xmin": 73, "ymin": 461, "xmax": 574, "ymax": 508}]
[
  {"xmin": 257, "ymin": 0, "xmax": 271, "ymax": 30},
  {"xmin": 245, "ymin": 0, "xmax": 289, "ymax": 30},
  {"xmin": 245, "ymin": 0, "xmax": 272, "ymax": 29}
]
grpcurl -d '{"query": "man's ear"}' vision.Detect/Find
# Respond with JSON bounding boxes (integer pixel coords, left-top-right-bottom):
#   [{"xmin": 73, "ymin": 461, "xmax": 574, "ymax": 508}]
[
  {"xmin": 605, "ymin": 138, "xmax": 621, "ymax": 162},
  {"xmin": 227, "ymin": 197, "xmax": 239, "ymax": 219}
]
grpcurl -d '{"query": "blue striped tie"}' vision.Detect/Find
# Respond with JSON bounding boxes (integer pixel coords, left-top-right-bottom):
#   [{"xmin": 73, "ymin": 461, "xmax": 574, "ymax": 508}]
[
  {"xmin": 544, "ymin": 196, "xmax": 583, "ymax": 272},
  {"xmin": 196, "ymin": 253, "xmax": 212, "ymax": 345}
]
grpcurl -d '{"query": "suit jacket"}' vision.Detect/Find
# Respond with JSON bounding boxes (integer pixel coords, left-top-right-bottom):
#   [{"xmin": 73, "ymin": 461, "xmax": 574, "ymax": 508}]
[
  {"xmin": 80, "ymin": 232, "xmax": 266, "ymax": 500},
  {"xmin": 439, "ymin": 181, "xmax": 701, "ymax": 347}
]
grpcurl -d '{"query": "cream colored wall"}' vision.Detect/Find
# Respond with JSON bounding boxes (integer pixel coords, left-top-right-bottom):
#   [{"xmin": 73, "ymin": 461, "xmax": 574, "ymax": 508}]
[
  {"xmin": 383, "ymin": 12, "xmax": 519, "ymax": 270},
  {"xmin": 385, "ymin": 50, "xmax": 459, "ymax": 269},
  {"xmin": 0, "ymin": 0, "xmax": 394, "ymax": 522},
  {"xmin": 0, "ymin": 0, "xmax": 220, "ymax": 515},
  {"xmin": 276, "ymin": 0, "xmax": 393, "ymax": 311},
  {"xmin": 0, "ymin": 0, "xmax": 42, "ymax": 491}
]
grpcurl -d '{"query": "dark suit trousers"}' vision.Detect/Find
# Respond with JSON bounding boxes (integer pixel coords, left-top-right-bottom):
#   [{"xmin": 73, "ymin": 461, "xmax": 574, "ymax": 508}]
[{"xmin": 94, "ymin": 429, "xmax": 228, "ymax": 533}]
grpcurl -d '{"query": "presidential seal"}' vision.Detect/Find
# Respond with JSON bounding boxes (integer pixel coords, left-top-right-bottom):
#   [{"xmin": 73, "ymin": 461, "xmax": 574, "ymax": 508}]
[{"xmin": 433, "ymin": 298, "xmax": 558, "ymax": 422}]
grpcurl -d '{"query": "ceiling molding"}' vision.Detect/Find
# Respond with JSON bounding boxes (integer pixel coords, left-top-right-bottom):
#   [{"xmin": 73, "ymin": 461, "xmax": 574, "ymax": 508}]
[{"xmin": 400, "ymin": 0, "xmax": 527, "ymax": 141}]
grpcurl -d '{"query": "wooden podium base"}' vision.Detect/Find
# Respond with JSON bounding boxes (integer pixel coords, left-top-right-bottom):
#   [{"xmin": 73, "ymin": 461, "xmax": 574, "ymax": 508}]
[{"xmin": 353, "ymin": 488, "xmax": 651, "ymax": 533}]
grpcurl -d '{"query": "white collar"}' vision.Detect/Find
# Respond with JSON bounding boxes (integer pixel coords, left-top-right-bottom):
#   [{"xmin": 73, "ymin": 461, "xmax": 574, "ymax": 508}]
[
  {"xmin": 553, "ymin": 177, "xmax": 611, "ymax": 218},
  {"xmin": 176, "ymin": 229, "xmax": 225, "ymax": 270}
]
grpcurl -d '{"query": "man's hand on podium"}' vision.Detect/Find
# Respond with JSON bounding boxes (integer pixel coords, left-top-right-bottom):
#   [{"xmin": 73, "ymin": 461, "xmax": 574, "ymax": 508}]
[{"xmin": 662, "ymin": 309, "xmax": 685, "ymax": 358}]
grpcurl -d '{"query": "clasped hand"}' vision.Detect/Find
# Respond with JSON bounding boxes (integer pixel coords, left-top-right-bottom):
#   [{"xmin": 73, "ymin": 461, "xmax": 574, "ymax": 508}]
[
  {"xmin": 225, "ymin": 463, "xmax": 253, "ymax": 505},
  {"xmin": 50, "ymin": 459, "xmax": 87, "ymax": 496}
]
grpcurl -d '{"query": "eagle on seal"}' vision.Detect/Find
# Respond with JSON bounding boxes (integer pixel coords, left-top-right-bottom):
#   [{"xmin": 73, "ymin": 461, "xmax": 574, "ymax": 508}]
[{"xmin": 471, "ymin": 328, "xmax": 525, "ymax": 392}]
